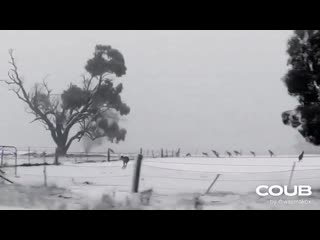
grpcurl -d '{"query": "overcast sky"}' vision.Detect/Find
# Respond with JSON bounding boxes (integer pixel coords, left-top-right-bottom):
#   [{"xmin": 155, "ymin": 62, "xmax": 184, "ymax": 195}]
[{"xmin": 0, "ymin": 30, "xmax": 303, "ymax": 154}]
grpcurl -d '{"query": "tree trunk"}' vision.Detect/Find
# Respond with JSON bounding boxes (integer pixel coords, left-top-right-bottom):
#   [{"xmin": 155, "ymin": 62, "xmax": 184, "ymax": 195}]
[{"xmin": 54, "ymin": 145, "xmax": 68, "ymax": 165}]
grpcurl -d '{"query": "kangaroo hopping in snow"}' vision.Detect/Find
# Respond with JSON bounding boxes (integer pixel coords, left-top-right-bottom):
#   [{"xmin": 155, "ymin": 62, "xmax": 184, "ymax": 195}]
[
  {"xmin": 226, "ymin": 151, "xmax": 232, "ymax": 157},
  {"xmin": 250, "ymin": 151, "xmax": 256, "ymax": 157},
  {"xmin": 234, "ymin": 150, "xmax": 241, "ymax": 156},
  {"xmin": 268, "ymin": 150, "xmax": 275, "ymax": 157},
  {"xmin": 212, "ymin": 150, "xmax": 220, "ymax": 158},
  {"xmin": 176, "ymin": 148, "xmax": 181, "ymax": 157},
  {"xmin": 120, "ymin": 155, "xmax": 130, "ymax": 169},
  {"xmin": 202, "ymin": 152, "xmax": 209, "ymax": 157}
]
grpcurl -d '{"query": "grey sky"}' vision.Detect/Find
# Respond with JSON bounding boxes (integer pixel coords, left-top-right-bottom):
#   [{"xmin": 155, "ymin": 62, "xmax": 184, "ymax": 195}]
[{"xmin": 0, "ymin": 30, "xmax": 302, "ymax": 154}]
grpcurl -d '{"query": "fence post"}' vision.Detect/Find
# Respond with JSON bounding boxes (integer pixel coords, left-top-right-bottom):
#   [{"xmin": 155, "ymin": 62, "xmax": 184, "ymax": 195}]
[
  {"xmin": 28, "ymin": 147, "xmax": 30, "ymax": 165},
  {"xmin": 132, "ymin": 154, "xmax": 143, "ymax": 193},
  {"xmin": 205, "ymin": 174, "xmax": 221, "ymax": 194},
  {"xmin": 140, "ymin": 148, "xmax": 143, "ymax": 155},
  {"xmin": 107, "ymin": 148, "xmax": 110, "ymax": 162},
  {"xmin": 43, "ymin": 152, "xmax": 47, "ymax": 187},
  {"xmin": 0, "ymin": 174, "xmax": 14, "ymax": 184},
  {"xmin": 0, "ymin": 148, "xmax": 3, "ymax": 167},
  {"xmin": 14, "ymin": 150, "xmax": 18, "ymax": 177},
  {"xmin": 288, "ymin": 162, "xmax": 296, "ymax": 189},
  {"xmin": 161, "ymin": 149, "xmax": 164, "ymax": 158},
  {"xmin": 152, "ymin": 150, "xmax": 155, "ymax": 158}
]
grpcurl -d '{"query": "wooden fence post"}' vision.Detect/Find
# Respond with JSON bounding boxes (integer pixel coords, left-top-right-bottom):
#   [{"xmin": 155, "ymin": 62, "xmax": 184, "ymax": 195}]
[
  {"xmin": 43, "ymin": 152, "xmax": 47, "ymax": 187},
  {"xmin": 0, "ymin": 148, "xmax": 3, "ymax": 167},
  {"xmin": 132, "ymin": 154, "xmax": 143, "ymax": 193},
  {"xmin": 205, "ymin": 174, "xmax": 221, "ymax": 194},
  {"xmin": 288, "ymin": 162, "xmax": 296, "ymax": 189},
  {"xmin": 107, "ymin": 148, "xmax": 110, "ymax": 162},
  {"xmin": 14, "ymin": 151, "xmax": 18, "ymax": 177},
  {"xmin": 161, "ymin": 149, "xmax": 164, "ymax": 158},
  {"xmin": 0, "ymin": 174, "xmax": 14, "ymax": 184},
  {"xmin": 28, "ymin": 147, "xmax": 31, "ymax": 165}
]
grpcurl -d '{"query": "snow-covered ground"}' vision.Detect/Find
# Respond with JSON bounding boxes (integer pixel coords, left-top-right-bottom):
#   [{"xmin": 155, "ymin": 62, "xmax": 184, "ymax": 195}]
[{"xmin": 1, "ymin": 155, "xmax": 320, "ymax": 210}]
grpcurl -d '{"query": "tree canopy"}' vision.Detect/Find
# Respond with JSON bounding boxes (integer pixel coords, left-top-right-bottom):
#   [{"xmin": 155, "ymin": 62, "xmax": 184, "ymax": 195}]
[{"xmin": 282, "ymin": 30, "xmax": 320, "ymax": 145}]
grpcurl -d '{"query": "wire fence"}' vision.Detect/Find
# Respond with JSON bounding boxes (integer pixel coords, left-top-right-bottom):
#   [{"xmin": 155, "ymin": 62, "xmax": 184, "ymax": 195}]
[
  {"xmin": 2, "ymin": 146, "xmax": 320, "ymax": 165},
  {"xmin": 0, "ymin": 146, "xmax": 140, "ymax": 167},
  {"xmin": 1, "ymin": 146, "xmax": 320, "ymax": 192},
  {"xmin": 2, "ymin": 150, "xmax": 320, "ymax": 195}
]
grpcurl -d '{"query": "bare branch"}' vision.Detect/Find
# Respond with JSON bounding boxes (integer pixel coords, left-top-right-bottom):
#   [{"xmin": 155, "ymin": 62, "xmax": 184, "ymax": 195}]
[
  {"xmin": 82, "ymin": 75, "xmax": 94, "ymax": 91},
  {"xmin": 41, "ymin": 76, "xmax": 53, "ymax": 98},
  {"xmin": 2, "ymin": 50, "xmax": 58, "ymax": 142}
]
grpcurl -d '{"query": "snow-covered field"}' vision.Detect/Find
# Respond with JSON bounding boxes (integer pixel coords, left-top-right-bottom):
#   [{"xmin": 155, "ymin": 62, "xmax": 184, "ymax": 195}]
[{"xmin": 1, "ymin": 155, "xmax": 320, "ymax": 210}]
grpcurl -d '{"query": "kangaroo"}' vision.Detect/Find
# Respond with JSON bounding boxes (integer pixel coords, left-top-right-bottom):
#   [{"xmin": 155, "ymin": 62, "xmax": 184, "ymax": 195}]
[
  {"xmin": 202, "ymin": 152, "xmax": 209, "ymax": 157},
  {"xmin": 250, "ymin": 151, "xmax": 256, "ymax": 157},
  {"xmin": 268, "ymin": 150, "xmax": 275, "ymax": 157},
  {"xmin": 176, "ymin": 148, "xmax": 181, "ymax": 157},
  {"xmin": 226, "ymin": 151, "xmax": 232, "ymax": 157},
  {"xmin": 120, "ymin": 155, "xmax": 130, "ymax": 169},
  {"xmin": 186, "ymin": 153, "xmax": 191, "ymax": 157},
  {"xmin": 234, "ymin": 150, "xmax": 240, "ymax": 156},
  {"xmin": 212, "ymin": 150, "xmax": 220, "ymax": 158}
]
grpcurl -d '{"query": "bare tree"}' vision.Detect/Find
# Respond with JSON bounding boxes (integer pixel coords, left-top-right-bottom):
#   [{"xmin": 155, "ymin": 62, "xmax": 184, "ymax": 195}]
[{"xmin": 1, "ymin": 46, "xmax": 130, "ymax": 165}]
